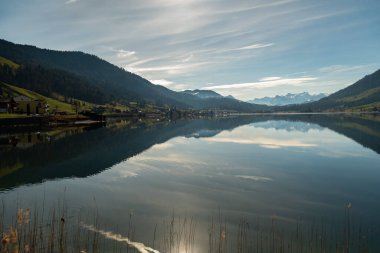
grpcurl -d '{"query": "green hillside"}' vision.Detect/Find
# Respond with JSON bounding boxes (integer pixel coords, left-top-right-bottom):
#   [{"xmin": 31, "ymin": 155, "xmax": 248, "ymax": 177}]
[
  {"xmin": 337, "ymin": 87, "xmax": 380, "ymax": 103},
  {"xmin": 0, "ymin": 56, "xmax": 19, "ymax": 69},
  {"xmin": 281, "ymin": 69, "xmax": 380, "ymax": 112},
  {"xmin": 0, "ymin": 55, "xmax": 98, "ymax": 114},
  {"xmin": 0, "ymin": 57, "xmax": 112, "ymax": 104},
  {"xmin": 324, "ymin": 69, "xmax": 380, "ymax": 108},
  {"xmin": 0, "ymin": 82, "xmax": 81, "ymax": 114}
]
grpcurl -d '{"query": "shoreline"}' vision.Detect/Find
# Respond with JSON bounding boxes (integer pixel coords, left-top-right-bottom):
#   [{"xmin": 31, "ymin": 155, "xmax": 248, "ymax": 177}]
[{"xmin": 0, "ymin": 111, "xmax": 379, "ymax": 127}]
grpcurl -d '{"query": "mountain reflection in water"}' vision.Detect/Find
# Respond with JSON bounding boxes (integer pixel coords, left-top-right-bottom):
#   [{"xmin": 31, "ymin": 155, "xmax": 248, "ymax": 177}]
[
  {"xmin": 0, "ymin": 114, "xmax": 380, "ymax": 191},
  {"xmin": 0, "ymin": 114, "xmax": 380, "ymax": 252}
]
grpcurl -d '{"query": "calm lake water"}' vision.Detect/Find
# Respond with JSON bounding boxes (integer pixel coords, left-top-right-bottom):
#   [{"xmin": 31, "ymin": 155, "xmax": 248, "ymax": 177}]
[{"xmin": 1, "ymin": 114, "xmax": 380, "ymax": 252}]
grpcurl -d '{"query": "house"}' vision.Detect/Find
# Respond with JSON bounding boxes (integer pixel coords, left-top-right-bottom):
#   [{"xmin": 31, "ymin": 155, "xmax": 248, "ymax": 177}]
[
  {"xmin": 14, "ymin": 95, "xmax": 48, "ymax": 115},
  {"xmin": 0, "ymin": 97, "xmax": 17, "ymax": 113}
]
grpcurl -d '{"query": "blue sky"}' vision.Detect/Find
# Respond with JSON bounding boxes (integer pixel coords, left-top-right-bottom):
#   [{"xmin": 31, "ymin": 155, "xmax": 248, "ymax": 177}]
[{"xmin": 1, "ymin": 0, "xmax": 380, "ymax": 100}]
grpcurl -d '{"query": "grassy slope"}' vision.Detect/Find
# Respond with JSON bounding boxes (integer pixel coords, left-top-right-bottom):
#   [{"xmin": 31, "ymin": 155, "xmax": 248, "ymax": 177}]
[
  {"xmin": 327, "ymin": 69, "xmax": 380, "ymax": 110},
  {"xmin": 0, "ymin": 82, "xmax": 143, "ymax": 115},
  {"xmin": 0, "ymin": 56, "xmax": 159, "ymax": 114},
  {"xmin": 0, "ymin": 56, "xmax": 19, "ymax": 69},
  {"xmin": 350, "ymin": 101, "xmax": 380, "ymax": 111},
  {"xmin": 1, "ymin": 82, "xmax": 76, "ymax": 113},
  {"xmin": 0, "ymin": 55, "xmax": 75, "ymax": 113},
  {"xmin": 337, "ymin": 87, "xmax": 380, "ymax": 103},
  {"xmin": 282, "ymin": 69, "xmax": 380, "ymax": 112}
]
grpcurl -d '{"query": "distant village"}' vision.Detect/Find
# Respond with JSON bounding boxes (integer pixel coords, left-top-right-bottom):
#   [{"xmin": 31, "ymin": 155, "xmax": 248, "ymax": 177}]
[
  {"xmin": 0, "ymin": 93, "xmax": 237, "ymax": 126},
  {"xmin": 0, "ymin": 95, "xmax": 47, "ymax": 115}
]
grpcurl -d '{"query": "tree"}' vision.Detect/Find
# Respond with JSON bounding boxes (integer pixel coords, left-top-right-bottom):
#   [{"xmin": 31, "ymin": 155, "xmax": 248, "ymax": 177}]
[{"xmin": 72, "ymin": 100, "xmax": 80, "ymax": 114}]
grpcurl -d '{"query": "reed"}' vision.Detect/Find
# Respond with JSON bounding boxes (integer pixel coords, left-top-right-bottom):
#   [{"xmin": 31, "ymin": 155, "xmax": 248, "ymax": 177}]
[{"xmin": 0, "ymin": 203, "xmax": 379, "ymax": 253}]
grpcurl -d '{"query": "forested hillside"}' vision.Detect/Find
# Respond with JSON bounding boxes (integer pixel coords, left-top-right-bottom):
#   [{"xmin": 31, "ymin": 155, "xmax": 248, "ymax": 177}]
[{"xmin": 0, "ymin": 39, "xmax": 266, "ymax": 111}]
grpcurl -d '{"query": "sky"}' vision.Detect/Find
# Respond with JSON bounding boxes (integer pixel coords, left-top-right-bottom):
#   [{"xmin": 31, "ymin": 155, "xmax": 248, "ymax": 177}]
[{"xmin": 1, "ymin": 0, "xmax": 380, "ymax": 100}]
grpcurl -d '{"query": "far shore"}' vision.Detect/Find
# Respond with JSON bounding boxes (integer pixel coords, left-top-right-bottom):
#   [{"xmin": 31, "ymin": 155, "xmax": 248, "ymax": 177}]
[
  {"xmin": 1, "ymin": 110, "xmax": 379, "ymax": 126},
  {"xmin": 229, "ymin": 111, "xmax": 380, "ymax": 116}
]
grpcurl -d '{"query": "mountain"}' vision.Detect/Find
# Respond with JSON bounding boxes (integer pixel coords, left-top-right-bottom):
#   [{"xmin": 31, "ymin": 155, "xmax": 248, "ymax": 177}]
[
  {"xmin": 248, "ymin": 92, "xmax": 327, "ymax": 106},
  {"xmin": 181, "ymin": 89, "xmax": 224, "ymax": 99},
  {"xmin": 0, "ymin": 59, "xmax": 112, "ymax": 104},
  {"xmin": 283, "ymin": 69, "xmax": 380, "ymax": 112},
  {"xmin": 0, "ymin": 39, "xmax": 267, "ymax": 112},
  {"xmin": 181, "ymin": 89, "xmax": 237, "ymax": 100}
]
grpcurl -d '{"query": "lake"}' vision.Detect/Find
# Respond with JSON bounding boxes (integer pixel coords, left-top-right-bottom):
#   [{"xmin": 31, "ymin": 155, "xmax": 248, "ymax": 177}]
[{"xmin": 1, "ymin": 114, "xmax": 380, "ymax": 253}]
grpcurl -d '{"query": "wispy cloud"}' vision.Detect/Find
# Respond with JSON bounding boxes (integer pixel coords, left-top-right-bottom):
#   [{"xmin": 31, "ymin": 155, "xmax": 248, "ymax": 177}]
[
  {"xmin": 235, "ymin": 175, "xmax": 273, "ymax": 182},
  {"xmin": 116, "ymin": 49, "xmax": 136, "ymax": 59},
  {"xmin": 234, "ymin": 43, "xmax": 274, "ymax": 51},
  {"xmin": 182, "ymin": 54, "xmax": 194, "ymax": 62},
  {"xmin": 207, "ymin": 43, "xmax": 274, "ymax": 54},
  {"xmin": 65, "ymin": 0, "xmax": 79, "ymax": 4},
  {"xmin": 149, "ymin": 79, "xmax": 188, "ymax": 90},
  {"xmin": 100, "ymin": 46, "xmax": 138, "ymax": 63},
  {"xmin": 298, "ymin": 10, "xmax": 351, "ymax": 23},
  {"xmin": 129, "ymin": 61, "xmax": 213, "ymax": 76},
  {"xmin": 149, "ymin": 79, "xmax": 173, "ymax": 86},
  {"xmin": 204, "ymin": 76, "xmax": 317, "ymax": 90},
  {"xmin": 319, "ymin": 64, "xmax": 375, "ymax": 74},
  {"xmin": 260, "ymin": 76, "xmax": 281, "ymax": 81}
]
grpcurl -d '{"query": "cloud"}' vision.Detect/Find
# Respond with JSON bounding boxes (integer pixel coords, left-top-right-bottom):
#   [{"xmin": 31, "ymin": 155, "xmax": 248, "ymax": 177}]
[
  {"xmin": 259, "ymin": 76, "xmax": 281, "ymax": 81},
  {"xmin": 128, "ymin": 61, "xmax": 213, "ymax": 76},
  {"xmin": 208, "ymin": 43, "xmax": 274, "ymax": 54},
  {"xmin": 298, "ymin": 10, "xmax": 351, "ymax": 23},
  {"xmin": 203, "ymin": 77, "xmax": 317, "ymax": 90},
  {"xmin": 182, "ymin": 54, "xmax": 194, "ymax": 62},
  {"xmin": 126, "ymin": 56, "xmax": 166, "ymax": 68},
  {"xmin": 99, "ymin": 46, "xmax": 138, "ymax": 63},
  {"xmin": 116, "ymin": 49, "xmax": 136, "ymax": 59},
  {"xmin": 148, "ymin": 79, "xmax": 189, "ymax": 90},
  {"xmin": 318, "ymin": 64, "xmax": 375, "ymax": 74},
  {"xmin": 149, "ymin": 79, "xmax": 174, "ymax": 86},
  {"xmin": 65, "ymin": 0, "xmax": 79, "ymax": 4},
  {"xmin": 234, "ymin": 43, "xmax": 274, "ymax": 51},
  {"xmin": 235, "ymin": 175, "xmax": 273, "ymax": 182}
]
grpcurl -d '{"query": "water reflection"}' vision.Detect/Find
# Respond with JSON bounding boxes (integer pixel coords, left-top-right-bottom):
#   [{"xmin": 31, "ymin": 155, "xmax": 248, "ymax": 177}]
[
  {"xmin": 253, "ymin": 120, "xmax": 324, "ymax": 132},
  {"xmin": 0, "ymin": 117, "xmax": 256, "ymax": 190},
  {"xmin": 0, "ymin": 114, "xmax": 380, "ymax": 252},
  {"xmin": 1, "ymin": 114, "xmax": 380, "ymax": 191}
]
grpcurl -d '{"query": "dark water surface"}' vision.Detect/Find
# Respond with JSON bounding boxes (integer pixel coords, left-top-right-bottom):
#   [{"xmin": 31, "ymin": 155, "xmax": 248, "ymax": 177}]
[{"xmin": 1, "ymin": 114, "xmax": 380, "ymax": 252}]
